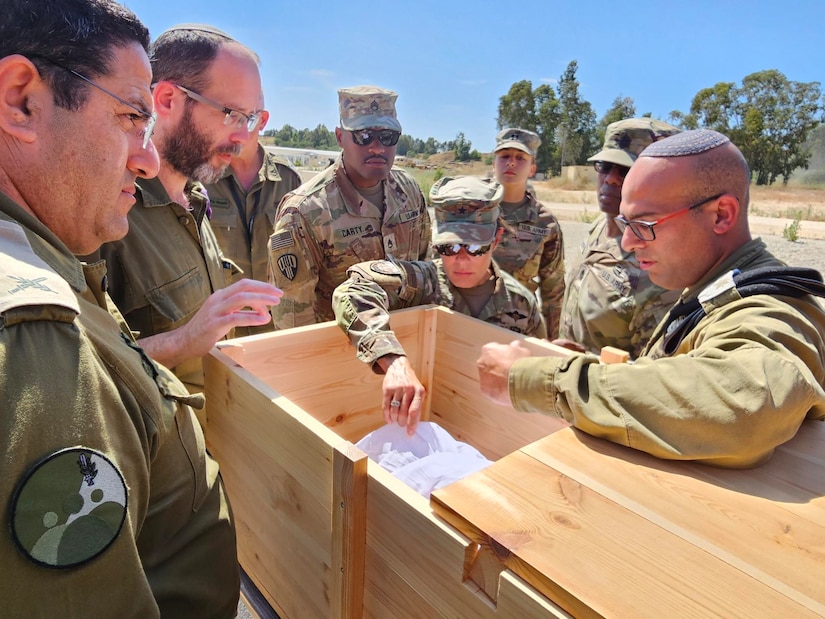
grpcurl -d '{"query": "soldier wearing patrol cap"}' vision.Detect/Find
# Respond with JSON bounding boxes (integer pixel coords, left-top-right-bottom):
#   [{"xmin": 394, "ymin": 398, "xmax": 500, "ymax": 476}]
[
  {"xmin": 333, "ymin": 175, "xmax": 545, "ymax": 437},
  {"xmin": 268, "ymin": 85, "xmax": 430, "ymax": 329},
  {"xmin": 558, "ymin": 118, "xmax": 682, "ymax": 358},
  {"xmin": 492, "ymin": 127, "xmax": 566, "ymax": 338}
]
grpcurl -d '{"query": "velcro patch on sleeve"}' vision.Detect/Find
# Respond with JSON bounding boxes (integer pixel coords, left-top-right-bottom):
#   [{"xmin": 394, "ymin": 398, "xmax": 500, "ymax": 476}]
[
  {"xmin": 0, "ymin": 221, "xmax": 79, "ymax": 315},
  {"xmin": 269, "ymin": 229, "xmax": 295, "ymax": 252},
  {"xmin": 10, "ymin": 447, "xmax": 127, "ymax": 568}
]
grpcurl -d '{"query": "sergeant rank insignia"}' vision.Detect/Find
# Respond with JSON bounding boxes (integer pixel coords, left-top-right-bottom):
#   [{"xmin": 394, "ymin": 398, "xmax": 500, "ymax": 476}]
[{"xmin": 10, "ymin": 447, "xmax": 127, "ymax": 568}]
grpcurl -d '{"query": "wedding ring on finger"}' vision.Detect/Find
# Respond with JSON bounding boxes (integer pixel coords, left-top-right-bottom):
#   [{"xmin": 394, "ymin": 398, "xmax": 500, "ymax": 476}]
[{"xmin": 390, "ymin": 399, "xmax": 401, "ymax": 408}]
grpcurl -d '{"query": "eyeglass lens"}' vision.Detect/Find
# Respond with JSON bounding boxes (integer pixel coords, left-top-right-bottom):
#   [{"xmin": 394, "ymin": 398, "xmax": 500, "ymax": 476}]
[
  {"xmin": 351, "ymin": 129, "xmax": 401, "ymax": 147},
  {"xmin": 594, "ymin": 161, "xmax": 629, "ymax": 178}
]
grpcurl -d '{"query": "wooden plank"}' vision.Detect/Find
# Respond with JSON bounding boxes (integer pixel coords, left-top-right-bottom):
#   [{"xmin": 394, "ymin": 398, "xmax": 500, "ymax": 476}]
[
  {"xmin": 520, "ymin": 427, "xmax": 825, "ymax": 612},
  {"xmin": 205, "ymin": 351, "xmax": 347, "ymax": 619},
  {"xmin": 364, "ymin": 464, "xmax": 574, "ymax": 618},
  {"xmin": 331, "ymin": 444, "xmax": 368, "ymax": 619},
  {"xmin": 431, "ymin": 448, "xmax": 820, "ymax": 618}
]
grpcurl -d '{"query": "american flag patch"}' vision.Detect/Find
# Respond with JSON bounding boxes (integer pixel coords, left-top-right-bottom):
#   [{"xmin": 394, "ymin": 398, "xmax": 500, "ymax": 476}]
[{"xmin": 269, "ymin": 230, "xmax": 294, "ymax": 251}]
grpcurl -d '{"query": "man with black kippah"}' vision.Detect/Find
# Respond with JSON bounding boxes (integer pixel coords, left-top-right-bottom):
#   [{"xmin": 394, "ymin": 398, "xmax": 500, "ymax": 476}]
[{"xmin": 478, "ymin": 129, "xmax": 825, "ymax": 468}]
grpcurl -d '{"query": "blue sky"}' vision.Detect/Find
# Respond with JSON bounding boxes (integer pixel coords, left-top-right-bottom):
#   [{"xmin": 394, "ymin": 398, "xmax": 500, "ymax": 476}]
[{"xmin": 124, "ymin": 0, "xmax": 822, "ymax": 153}]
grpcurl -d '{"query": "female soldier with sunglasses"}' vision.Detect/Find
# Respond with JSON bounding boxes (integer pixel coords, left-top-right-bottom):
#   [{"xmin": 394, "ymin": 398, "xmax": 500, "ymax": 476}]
[{"xmin": 332, "ymin": 176, "xmax": 545, "ymax": 436}]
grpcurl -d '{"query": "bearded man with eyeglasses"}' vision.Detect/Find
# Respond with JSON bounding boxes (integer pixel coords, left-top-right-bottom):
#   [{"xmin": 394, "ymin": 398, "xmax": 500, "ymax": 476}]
[
  {"xmin": 268, "ymin": 85, "xmax": 431, "ymax": 329},
  {"xmin": 84, "ymin": 24, "xmax": 284, "ymax": 407},
  {"xmin": 332, "ymin": 176, "xmax": 544, "ymax": 437},
  {"xmin": 558, "ymin": 118, "xmax": 682, "ymax": 358}
]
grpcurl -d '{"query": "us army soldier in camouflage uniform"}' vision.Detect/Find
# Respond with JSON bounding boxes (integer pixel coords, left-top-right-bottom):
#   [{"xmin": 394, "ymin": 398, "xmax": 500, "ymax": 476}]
[
  {"xmin": 558, "ymin": 118, "xmax": 682, "ymax": 357},
  {"xmin": 492, "ymin": 128, "xmax": 565, "ymax": 337},
  {"xmin": 205, "ymin": 92, "xmax": 302, "ymax": 336},
  {"xmin": 333, "ymin": 176, "xmax": 545, "ymax": 436},
  {"xmin": 0, "ymin": 2, "xmax": 238, "ymax": 615},
  {"xmin": 268, "ymin": 85, "xmax": 431, "ymax": 329}
]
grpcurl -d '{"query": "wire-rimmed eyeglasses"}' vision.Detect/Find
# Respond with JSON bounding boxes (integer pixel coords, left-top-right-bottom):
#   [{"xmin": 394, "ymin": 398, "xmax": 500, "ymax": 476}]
[
  {"xmin": 35, "ymin": 56, "xmax": 156, "ymax": 149},
  {"xmin": 614, "ymin": 193, "xmax": 725, "ymax": 241},
  {"xmin": 172, "ymin": 84, "xmax": 260, "ymax": 132}
]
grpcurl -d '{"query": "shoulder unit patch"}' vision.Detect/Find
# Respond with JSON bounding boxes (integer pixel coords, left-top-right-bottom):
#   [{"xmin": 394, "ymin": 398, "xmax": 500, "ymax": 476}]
[{"xmin": 10, "ymin": 447, "xmax": 127, "ymax": 568}]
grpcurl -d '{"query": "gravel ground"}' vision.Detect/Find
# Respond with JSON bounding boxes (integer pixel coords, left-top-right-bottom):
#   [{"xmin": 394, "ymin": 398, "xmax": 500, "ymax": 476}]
[{"xmin": 559, "ymin": 220, "xmax": 825, "ymax": 275}]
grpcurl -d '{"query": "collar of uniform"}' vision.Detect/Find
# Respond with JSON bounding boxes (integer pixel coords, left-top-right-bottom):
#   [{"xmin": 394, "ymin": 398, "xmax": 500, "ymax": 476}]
[
  {"xmin": 499, "ymin": 187, "xmax": 539, "ymax": 221},
  {"xmin": 0, "ymin": 190, "xmax": 86, "ymax": 292},
  {"xmin": 261, "ymin": 149, "xmax": 284, "ymax": 183},
  {"xmin": 335, "ymin": 156, "xmax": 386, "ymax": 217},
  {"xmin": 680, "ymin": 237, "xmax": 770, "ymax": 304},
  {"xmin": 136, "ymin": 177, "xmax": 210, "ymax": 219}
]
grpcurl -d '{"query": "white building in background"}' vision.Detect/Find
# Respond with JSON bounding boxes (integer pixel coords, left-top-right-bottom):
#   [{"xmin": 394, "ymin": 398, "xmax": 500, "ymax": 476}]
[{"xmin": 265, "ymin": 145, "xmax": 340, "ymax": 169}]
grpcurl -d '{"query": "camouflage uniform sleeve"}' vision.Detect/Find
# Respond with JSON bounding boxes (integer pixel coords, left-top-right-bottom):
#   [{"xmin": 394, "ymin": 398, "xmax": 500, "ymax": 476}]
[
  {"xmin": 268, "ymin": 201, "xmax": 322, "ymax": 329},
  {"xmin": 333, "ymin": 258, "xmax": 438, "ymax": 369},
  {"xmin": 537, "ymin": 220, "xmax": 565, "ymax": 338},
  {"xmin": 414, "ymin": 186, "xmax": 432, "ymax": 260}
]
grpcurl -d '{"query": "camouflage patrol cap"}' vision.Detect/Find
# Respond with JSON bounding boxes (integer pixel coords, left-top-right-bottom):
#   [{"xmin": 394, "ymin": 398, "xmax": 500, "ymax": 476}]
[
  {"xmin": 494, "ymin": 128, "xmax": 541, "ymax": 158},
  {"xmin": 588, "ymin": 118, "xmax": 681, "ymax": 168},
  {"xmin": 430, "ymin": 176, "xmax": 503, "ymax": 245},
  {"xmin": 338, "ymin": 85, "xmax": 402, "ymax": 132}
]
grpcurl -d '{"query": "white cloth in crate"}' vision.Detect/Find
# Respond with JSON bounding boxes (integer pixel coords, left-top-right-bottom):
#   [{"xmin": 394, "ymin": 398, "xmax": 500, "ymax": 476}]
[{"xmin": 355, "ymin": 421, "xmax": 493, "ymax": 498}]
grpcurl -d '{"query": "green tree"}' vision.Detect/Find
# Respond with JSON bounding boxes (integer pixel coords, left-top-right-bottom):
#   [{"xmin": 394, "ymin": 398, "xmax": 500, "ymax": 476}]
[
  {"xmin": 555, "ymin": 61, "xmax": 597, "ymax": 170},
  {"xmin": 596, "ymin": 96, "xmax": 637, "ymax": 145},
  {"xmin": 534, "ymin": 84, "xmax": 560, "ymax": 174},
  {"xmin": 672, "ymin": 70, "xmax": 823, "ymax": 185},
  {"xmin": 497, "ymin": 80, "xmax": 537, "ymax": 130},
  {"xmin": 452, "ymin": 132, "xmax": 472, "ymax": 161}
]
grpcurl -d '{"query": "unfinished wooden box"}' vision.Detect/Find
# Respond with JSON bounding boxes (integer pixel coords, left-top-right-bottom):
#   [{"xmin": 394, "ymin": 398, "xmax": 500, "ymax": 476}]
[{"xmin": 204, "ymin": 305, "xmax": 571, "ymax": 619}]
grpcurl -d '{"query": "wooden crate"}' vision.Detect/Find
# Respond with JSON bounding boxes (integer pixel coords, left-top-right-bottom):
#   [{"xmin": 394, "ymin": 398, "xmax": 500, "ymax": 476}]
[{"xmin": 204, "ymin": 305, "xmax": 571, "ymax": 619}]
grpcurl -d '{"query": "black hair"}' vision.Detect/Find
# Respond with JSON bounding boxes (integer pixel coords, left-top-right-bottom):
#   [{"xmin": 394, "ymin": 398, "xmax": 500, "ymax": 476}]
[{"xmin": 0, "ymin": 0, "xmax": 150, "ymax": 110}]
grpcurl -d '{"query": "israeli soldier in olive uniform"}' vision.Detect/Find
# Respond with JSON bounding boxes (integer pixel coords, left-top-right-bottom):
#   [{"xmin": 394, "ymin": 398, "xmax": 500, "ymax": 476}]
[
  {"xmin": 0, "ymin": 2, "xmax": 238, "ymax": 616},
  {"xmin": 333, "ymin": 176, "xmax": 545, "ymax": 436},
  {"xmin": 205, "ymin": 97, "xmax": 302, "ymax": 335},
  {"xmin": 479, "ymin": 130, "xmax": 825, "ymax": 468},
  {"xmin": 492, "ymin": 128, "xmax": 565, "ymax": 337},
  {"xmin": 559, "ymin": 118, "xmax": 682, "ymax": 357},
  {"xmin": 268, "ymin": 85, "xmax": 431, "ymax": 329},
  {"xmin": 88, "ymin": 25, "xmax": 283, "ymax": 399}
]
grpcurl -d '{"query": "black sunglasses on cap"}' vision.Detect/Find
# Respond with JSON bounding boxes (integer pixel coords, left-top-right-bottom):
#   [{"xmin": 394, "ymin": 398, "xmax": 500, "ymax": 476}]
[
  {"xmin": 593, "ymin": 160, "xmax": 629, "ymax": 178},
  {"xmin": 434, "ymin": 243, "xmax": 492, "ymax": 257},
  {"xmin": 350, "ymin": 129, "xmax": 401, "ymax": 147}
]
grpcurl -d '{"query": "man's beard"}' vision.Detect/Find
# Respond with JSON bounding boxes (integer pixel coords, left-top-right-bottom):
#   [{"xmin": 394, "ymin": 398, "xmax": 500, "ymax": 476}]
[{"xmin": 160, "ymin": 106, "xmax": 240, "ymax": 184}]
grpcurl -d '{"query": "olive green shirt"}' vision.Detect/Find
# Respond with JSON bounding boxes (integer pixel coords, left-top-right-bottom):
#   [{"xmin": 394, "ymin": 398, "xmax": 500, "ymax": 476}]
[
  {"xmin": 334, "ymin": 257, "xmax": 546, "ymax": 368},
  {"xmin": 268, "ymin": 158, "xmax": 431, "ymax": 329},
  {"xmin": 511, "ymin": 239, "xmax": 825, "ymax": 468},
  {"xmin": 206, "ymin": 148, "xmax": 302, "ymax": 336},
  {"xmin": 0, "ymin": 192, "xmax": 238, "ymax": 617},
  {"xmin": 88, "ymin": 177, "xmax": 236, "ymax": 391}
]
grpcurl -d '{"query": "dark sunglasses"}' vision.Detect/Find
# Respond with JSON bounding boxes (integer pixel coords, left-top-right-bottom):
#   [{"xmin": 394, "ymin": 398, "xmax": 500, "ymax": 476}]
[
  {"xmin": 350, "ymin": 129, "xmax": 401, "ymax": 147},
  {"xmin": 434, "ymin": 243, "xmax": 492, "ymax": 257},
  {"xmin": 593, "ymin": 160, "xmax": 629, "ymax": 178}
]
